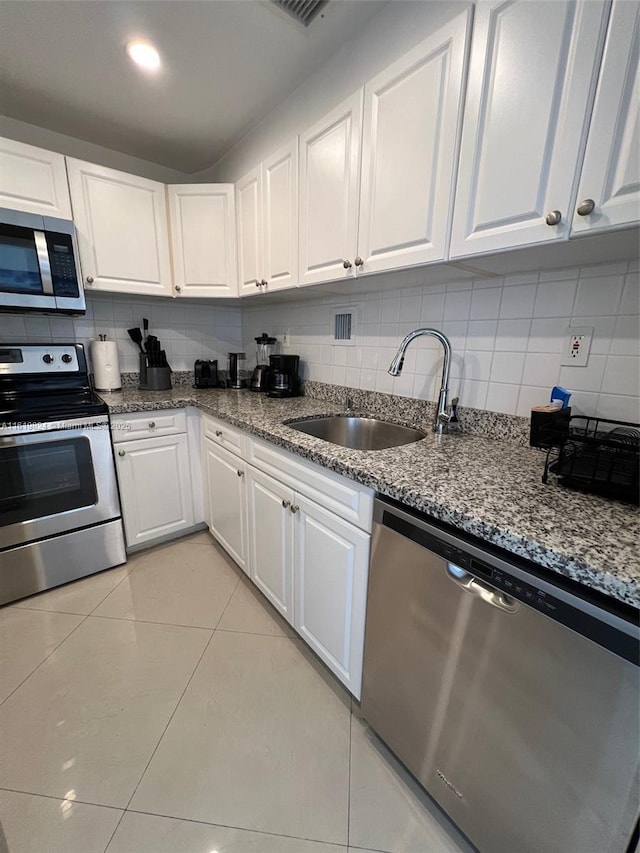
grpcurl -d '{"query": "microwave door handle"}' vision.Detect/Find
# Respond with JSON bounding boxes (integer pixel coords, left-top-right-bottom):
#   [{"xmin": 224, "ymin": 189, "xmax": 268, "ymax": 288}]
[
  {"xmin": 33, "ymin": 230, "xmax": 54, "ymax": 295},
  {"xmin": 446, "ymin": 564, "xmax": 519, "ymax": 614}
]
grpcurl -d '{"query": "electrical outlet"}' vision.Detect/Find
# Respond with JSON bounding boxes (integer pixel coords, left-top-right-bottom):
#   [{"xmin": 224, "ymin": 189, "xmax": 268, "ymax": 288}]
[{"xmin": 560, "ymin": 326, "xmax": 594, "ymax": 367}]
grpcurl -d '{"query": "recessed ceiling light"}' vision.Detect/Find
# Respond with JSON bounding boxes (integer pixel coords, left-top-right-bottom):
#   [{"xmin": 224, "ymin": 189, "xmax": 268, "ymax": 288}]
[{"xmin": 126, "ymin": 40, "xmax": 161, "ymax": 72}]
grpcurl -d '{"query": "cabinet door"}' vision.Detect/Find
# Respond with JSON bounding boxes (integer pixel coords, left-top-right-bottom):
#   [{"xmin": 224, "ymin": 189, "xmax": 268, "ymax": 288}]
[
  {"xmin": 168, "ymin": 184, "xmax": 237, "ymax": 297},
  {"xmin": 358, "ymin": 11, "xmax": 471, "ymax": 274},
  {"xmin": 299, "ymin": 90, "xmax": 363, "ymax": 286},
  {"xmin": 246, "ymin": 467, "xmax": 295, "ymax": 622},
  {"xmin": 0, "ymin": 137, "xmax": 72, "ymax": 218},
  {"xmin": 262, "ymin": 138, "xmax": 298, "ymax": 291},
  {"xmin": 450, "ymin": 0, "xmax": 610, "ymax": 258},
  {"xmin": 66, "ymin": 158, "xmax": 173, "ymax": 296},
  {"xmin": 202, "ymin": 437, "xmax": 249, "ymax": 574},
  {"xmin": 571, "ymin": 0, "xmax": 640, "ymax": 235},
  {"xmin": 115, "ymin": 433, "xmax": 194, "ymax": 548},
  {"xmin": 236, "ymin": 166, "xmax": 263, "ymax": 295},
  {"xmin": 294, "ymin": 494, "xmax": 370, "ymax": 698}
]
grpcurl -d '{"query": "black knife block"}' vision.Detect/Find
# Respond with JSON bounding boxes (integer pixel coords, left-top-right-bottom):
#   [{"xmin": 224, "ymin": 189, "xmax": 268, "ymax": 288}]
[{"xmin": 139, "ymin": 353, "xmax": 172, "ymax": 390}]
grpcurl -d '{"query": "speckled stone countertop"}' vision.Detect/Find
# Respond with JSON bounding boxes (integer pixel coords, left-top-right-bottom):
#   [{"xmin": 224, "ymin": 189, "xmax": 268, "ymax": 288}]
[{"xmin": 101, "ymin": 388, "xmax": 640, "ymax": 609}]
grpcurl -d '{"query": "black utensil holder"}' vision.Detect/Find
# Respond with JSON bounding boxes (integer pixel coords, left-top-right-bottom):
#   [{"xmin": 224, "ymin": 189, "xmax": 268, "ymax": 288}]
[{"xmin": 139, "ymin": 353, "xmax": 172, "ymax": 390}]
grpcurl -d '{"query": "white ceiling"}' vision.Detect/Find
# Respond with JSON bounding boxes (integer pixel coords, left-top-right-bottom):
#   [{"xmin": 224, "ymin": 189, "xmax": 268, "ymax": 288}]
[{"xmin": 0, "ymin": 0, "xmax": 387, "ymax": 174}]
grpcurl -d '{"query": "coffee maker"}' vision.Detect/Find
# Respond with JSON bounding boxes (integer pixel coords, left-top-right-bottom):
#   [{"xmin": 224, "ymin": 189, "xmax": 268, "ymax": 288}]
[
  {"xmin": 250, "ymin": 333, "xmax": 277, "ymax": 392},
  {"xmin": 267, "ymin": 354, "xmax": 301, "ymax": 398}
]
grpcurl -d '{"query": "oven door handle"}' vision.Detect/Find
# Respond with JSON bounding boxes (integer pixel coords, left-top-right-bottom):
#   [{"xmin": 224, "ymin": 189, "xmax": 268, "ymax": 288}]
[{"xmin": 446, "ymin": 564, "xmax": 519, "ymax": 614}]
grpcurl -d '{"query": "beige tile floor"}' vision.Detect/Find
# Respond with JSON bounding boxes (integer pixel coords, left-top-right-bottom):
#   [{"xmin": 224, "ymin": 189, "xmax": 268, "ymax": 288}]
[{"xmin": 0, "ymin": 532, "xmax": 474, "ymax": 853}]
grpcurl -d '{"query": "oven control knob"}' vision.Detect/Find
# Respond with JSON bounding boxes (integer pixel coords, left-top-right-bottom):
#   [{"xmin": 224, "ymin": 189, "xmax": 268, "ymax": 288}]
[
  {"xmin": 42, "ymin": 354, "xmax": 54, "ymax": 364},
  {"xmin": 61, "ymin": 354, "xmax": 73, "ymax": 364}
]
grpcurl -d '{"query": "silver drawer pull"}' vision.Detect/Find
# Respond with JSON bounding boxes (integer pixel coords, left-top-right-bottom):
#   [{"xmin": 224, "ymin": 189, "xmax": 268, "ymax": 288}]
[
  {"xmin": 215, "ymin": 430, "xmax": 223, "ymax": 437},
  {"xmin": 148, "ymin": 421, "xmax": 156, "ymax": 429},
  {"xmin": 282, "ymin": 499, "xmax": 290, "ymax": 508},
  {"xmin": 237, "ymin": 469, "xmax": 244, "ymax": 477},
  {"xmin": 446, "ymin": 564, "xmax": 519, "ymax": 613},
  {"xmin": 576, "ymin": 198, "xmax": 595, "ymax": 216},
  {"xmin": 290, "ymin": 504, "xmax": 299, "ymax": 514},
  {"xmin": 118, "ymin": 450, "xmax": 125, "ymax": 457}
]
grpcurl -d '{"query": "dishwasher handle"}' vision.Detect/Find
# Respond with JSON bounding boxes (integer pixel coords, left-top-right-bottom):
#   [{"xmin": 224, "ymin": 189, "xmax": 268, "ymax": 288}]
[{"xmin": 446, "ymin": 564, "xmax": 520, "ymax": 614}]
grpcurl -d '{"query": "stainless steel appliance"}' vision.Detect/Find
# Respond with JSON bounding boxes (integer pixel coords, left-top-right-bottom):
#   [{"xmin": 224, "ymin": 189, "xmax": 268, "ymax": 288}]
[
  {"xmin": 0, "ymin": 344, "xmax": 125, "ymax": 605},
  {"xmin": 250, "ymin": 333, "xmax": 277, "ymax": 392},
  {"xmin": 228, "ymin": 352, "xmax": 247, "ymax": 390},
  {"xmin": 362, "ymin": 498, "xmax": 639, "ymax": 853},
  {"xmin": 194, "ymin": 359, "xmax": 221, "ymax": 388},
  {"xmin": 267, "ymin": 354, "xmax": 301, "ymax": 398},
  {"xmin": 0, "ymin": 208, "xmax": 85, "ymax": 314}
]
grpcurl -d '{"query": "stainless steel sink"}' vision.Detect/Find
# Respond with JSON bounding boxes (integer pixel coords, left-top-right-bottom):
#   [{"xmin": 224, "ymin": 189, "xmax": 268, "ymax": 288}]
[{"xmin": 286, "ymin": 415, "xmax": 426, "ymax": 451}]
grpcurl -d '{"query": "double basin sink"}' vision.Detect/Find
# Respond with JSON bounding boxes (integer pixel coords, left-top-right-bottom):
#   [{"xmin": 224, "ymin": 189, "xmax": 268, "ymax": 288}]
[{"xmin": 286, "ymin": 415, "xmax": 425, "ymax": 452}]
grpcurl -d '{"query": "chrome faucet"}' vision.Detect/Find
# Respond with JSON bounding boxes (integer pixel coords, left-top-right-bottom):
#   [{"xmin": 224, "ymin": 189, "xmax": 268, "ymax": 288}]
[{"xmin": 388, "ymin": 328, "xmax": 453, "ymax": 434}]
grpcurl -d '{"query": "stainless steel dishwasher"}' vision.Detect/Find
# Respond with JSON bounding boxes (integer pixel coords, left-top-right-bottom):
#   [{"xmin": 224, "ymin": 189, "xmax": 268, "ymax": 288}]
[{"xmin": 361, "ymin": 498, "xmax": 639, "ymax": 853}]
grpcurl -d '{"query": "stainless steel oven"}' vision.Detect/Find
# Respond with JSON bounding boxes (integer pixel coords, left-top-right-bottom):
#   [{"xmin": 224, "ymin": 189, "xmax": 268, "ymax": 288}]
[
  {"xmin": 0, "ymin": 343, "xmax": 125, "ymax": 605},
  {"xmin": 0, "ymin": 207, "xmax": 85, "ymax": 314}
]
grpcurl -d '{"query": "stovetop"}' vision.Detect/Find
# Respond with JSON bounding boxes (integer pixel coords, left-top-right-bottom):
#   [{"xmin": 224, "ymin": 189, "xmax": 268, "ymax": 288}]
[{"xmin": 0, "ymin": 342, "xmax": 108, "ymax": 426}]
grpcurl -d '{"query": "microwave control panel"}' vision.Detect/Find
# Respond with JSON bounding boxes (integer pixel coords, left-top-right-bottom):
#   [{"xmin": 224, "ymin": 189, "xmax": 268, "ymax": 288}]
[{"xmin": 45, "ymin": 232, "xmax": 80, "ymax": 297}]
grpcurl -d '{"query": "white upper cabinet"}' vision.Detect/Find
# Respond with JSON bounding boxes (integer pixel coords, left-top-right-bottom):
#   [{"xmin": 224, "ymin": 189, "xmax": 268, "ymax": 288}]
[
  {"xmin": 236, "ymin": 166, "xmax": 263, "ymax": 295},
  {"xmin": 66, "ymin": 158, "xmax": 173, "ymax": 296},
  {"xmin": 0, "ymin": 137, "xmax": 72, "ymax": 219},
  {"xmin": 299, "ymin": 90, "xmax": 363, "ymax": 286},
  {"xmin": 262, "ymin": 138, "xmax": 298, "ymax": 292},
  {"xmin": 168, "ymin": 183, "xmax": 237, "ymax": 298},
  {"xmin": 237, "ymin": 139, "xmax": 298, "ymax": 296},
  {"xmin": 450, "ymin": 0, "xmax": 610, "ymax": 258},
  {"xmin": 358, "ymin": 11, "xmax": 471, "ymax": 274},
  {"xmin": 571, "ymin": 0, "xmax": 640, "ymax": 235}
]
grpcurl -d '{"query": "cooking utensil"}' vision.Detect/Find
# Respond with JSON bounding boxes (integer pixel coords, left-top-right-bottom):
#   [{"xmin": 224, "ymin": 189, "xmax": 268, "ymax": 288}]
[
  {"xmin": 143, "ymin": 317, "xmax": 149, "ymax": 349},
  {"xmin": 127, "ymin": 327, "xmax": 145, "ymax": 353}
]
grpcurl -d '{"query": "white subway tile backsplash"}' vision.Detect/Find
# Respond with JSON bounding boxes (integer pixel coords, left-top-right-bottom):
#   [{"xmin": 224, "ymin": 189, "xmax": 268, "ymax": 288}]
[
  {"xmin": 470, "ymin": 287, "xmax": 502, "ymax": 320},
  {"xmin": 466, "ymin": 320, "xmax": 497, "ymax": 351},
  {"xmin": 462, "ymin": 350, "xmax": 493, "ymax": 382},
  {"xmin": 534, "ymin": 279, "xmax": 577, "ymax": 318},
  {"xmin": 573, "ymin": 275, "xmax": 623, "ymax": 317},
  {"xmin": 602, "ymin": 356, "xmax": 640, "ymax": 397},
  {"xmin": 499, "ymin": 283, "xmax": 537, "ymax": 319},
  {"xmin": 495, "ymin": 319, "xmax": 531, "ymax": 352},
  {"xmin": 522, "ymin": 352, "xmax": 560, "ymax": 388},
  {"xmin": 619, "ymin": 274, "xmax": 640, "ymax": 315},
  {"xmin": 490, "ymin": 351, "xmax": 525, "ymax": 384},
  {"xmin": 486, "ymin": 382, "xmax": 520, "ymax": 415},
  {"xmin": 610, "ymin": 315, "xmax": 640, "ymax": 356},
  {"xmin": 527, "ymin": 317, "xmax": 569, "ymax": 353},
  {"xmin": 597, "ymin": 393, "xmax": 640, "ymax": 422},
  {"xmin": 461, "ymin": 379, "xmax": 488, "ymax": 410},
  {"xmin": 516, "ymin": 385, "xmax": 548, "ymax": 417},
  {"xmin": 559, "ymin": 355, "xmax": 607, "ymax": 393},
  {"xmin": 23, "ymin": 316, "xmax": 50, "ymax": 337},
  {"xmin": 571, "ymin": 316, "xmax": 615, "ymax": 355},
  {"xmin": 444, "ymin": 290, "xmax": 471, "ymax": 321},
  {"xmin": 1, "ymin": 316, "xmax": 26, "ymax": 337}
]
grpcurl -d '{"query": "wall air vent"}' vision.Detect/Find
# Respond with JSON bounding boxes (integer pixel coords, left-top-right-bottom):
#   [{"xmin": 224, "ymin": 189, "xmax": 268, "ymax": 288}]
[
  {"xmin": 271, "ymin": 0, "xmax": 329, "ymax": 27},
  {"xmin": 332, "ymin": 306, "xmax": 360, "ymax": 346}
]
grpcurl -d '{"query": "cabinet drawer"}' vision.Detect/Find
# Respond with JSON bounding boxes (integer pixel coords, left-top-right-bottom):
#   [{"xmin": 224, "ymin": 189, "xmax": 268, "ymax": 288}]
[
  {"xmin": 201, "ymin": 413, "xmax": 246, "ymax": 458},
  {"xmin": 248, "ymin": 437, "xmax": 374, "ymax": 532},
  {"xmin": 111, "ymin": 409, "xmax": 187, "ymax": 442}
]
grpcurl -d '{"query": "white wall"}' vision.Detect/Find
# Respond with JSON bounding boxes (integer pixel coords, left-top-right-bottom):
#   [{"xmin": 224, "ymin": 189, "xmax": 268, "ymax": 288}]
[
  {"xmin": 198, "ymin": 0, "xmax": 470, "ymax": 182},
  {"xmin": 243, "ymin": 260, "xmax": 640, "ymax": 422},
  {"xmin": 0, "ymin": 115, "xmax": 193, "ymax": 184},
  {"xmin": 0, "ymin": 293, "xmax": 243, "ymax": 375}
]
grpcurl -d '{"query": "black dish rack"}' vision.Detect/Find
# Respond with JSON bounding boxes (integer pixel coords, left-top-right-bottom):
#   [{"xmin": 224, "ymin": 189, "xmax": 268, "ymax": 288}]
[{"xmin": 542, "ymin": 415, "xmax": 639, "ymax": 504}]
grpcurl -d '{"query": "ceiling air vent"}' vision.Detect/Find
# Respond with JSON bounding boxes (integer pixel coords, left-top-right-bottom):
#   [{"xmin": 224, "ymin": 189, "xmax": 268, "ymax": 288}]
[{"xmin": 271, "ymin": 0, "xmax": 330, "ymax": 27}]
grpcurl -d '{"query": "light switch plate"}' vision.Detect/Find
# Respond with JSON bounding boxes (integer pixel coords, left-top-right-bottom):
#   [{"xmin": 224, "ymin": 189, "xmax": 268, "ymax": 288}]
[{"xmin": 560, "ymin": 326, "xmax": 594, "ymax": 367}]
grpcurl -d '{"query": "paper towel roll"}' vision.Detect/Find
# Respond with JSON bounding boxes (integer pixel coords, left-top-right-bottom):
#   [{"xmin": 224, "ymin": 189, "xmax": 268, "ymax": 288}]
[{"xmin": 90, "ymin": 338, "xmax": 122, "ymax": 391}]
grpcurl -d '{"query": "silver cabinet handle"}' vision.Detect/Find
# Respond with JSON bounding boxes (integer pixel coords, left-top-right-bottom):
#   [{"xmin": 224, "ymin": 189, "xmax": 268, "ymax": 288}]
[
  {"xmin": 175, "ymin": 285, "xmax": 181, "ymax": 292},
  {"xmin": 545, "ymin": 210, "xmax": 562, "ymax": 226},
  {"xmin": 148, "ymin": 421, "xmax": 156, "ymax": 429},
  {"xmin": 290, "ymin": 504, "xmax": 299, "ymax": 514},
  {"xmin": 215, "ymin": 430, "xmax": 223, "ymax": 437},
  {"xmin": 342, "ymin": 259, "xmax": 352, "ymax": 269},
  {"xmin": 282, "ymin": 499, "xmax": 290, "ymax": 508},
  {"xmin": 237, "ymin": 469, "xmax": 244, "ymax": 477},
  {"xmin": 255, "ymin": 282, "xmax": 261, "ymax": 288},
  {"xmin": 577, "ymin": 198, "xmax": 595, "ymax": 216},
  {"xmin": 261, "ymin": 279, "xmax": 268, "ymax": 287},
  {"xmin": 354, "ymin": 256, "xmax": 364, "ymax": 267},
  {"xmin": 118, "ymin": 449, "xmax": 125, "ymax": 457},
  {"xmin": 86, "ymin": 276, "xmax": 94, "ymax": 284},
  {"xmin": 446, "ymin": 564, "xmax": 519, "ymax": 613}
]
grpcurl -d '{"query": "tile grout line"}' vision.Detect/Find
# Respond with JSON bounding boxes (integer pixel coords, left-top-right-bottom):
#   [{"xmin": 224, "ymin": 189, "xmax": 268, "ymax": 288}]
[
  {"xmin": 1, "ymin": 563, "xmax": 141, "ymax": 707},
  {"xmin": 121, "ymin": 626, "xmax": 217, "ymax": 813}
]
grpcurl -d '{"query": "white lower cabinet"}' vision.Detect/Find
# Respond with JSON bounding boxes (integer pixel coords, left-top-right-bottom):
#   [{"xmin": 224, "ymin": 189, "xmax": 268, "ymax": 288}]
[
  {"xmin": 203, "ymin": 436, "xmax": 250, "ymax": 575},
  {"xmin": 246, "ymin": 467, "xmax": 294, "ymax": 621},
  {"xmin": 293, "ymin": 493, "xmax": 370, "ymax": 697},
  {"xmin": 115, "ymin": 432, "xmax": 195, "ymax": 548}
]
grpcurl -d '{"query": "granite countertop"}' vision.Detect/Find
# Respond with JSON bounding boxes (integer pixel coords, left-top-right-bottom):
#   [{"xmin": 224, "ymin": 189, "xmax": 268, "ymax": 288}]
[{"xmin": 101, "ymin": 387, "xmax": 640, "ymax": 609}]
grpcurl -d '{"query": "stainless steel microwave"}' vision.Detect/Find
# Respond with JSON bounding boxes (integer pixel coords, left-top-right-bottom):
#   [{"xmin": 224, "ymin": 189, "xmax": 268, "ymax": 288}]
[{"xmin": 0, "ymin": 207, "xmax": 85, "ymax": 314}]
